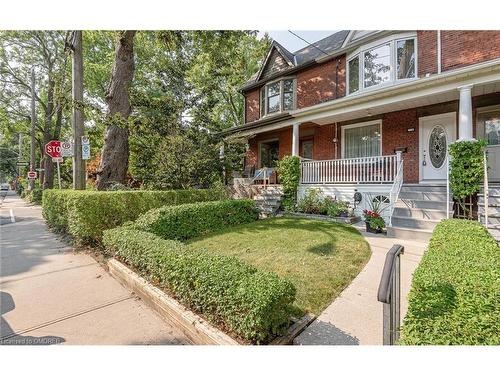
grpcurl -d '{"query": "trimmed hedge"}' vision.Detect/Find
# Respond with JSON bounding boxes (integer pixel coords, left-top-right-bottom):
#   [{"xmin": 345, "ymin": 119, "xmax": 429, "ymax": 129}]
[
  {"xmin": 42, "ymin": 189, "xmax": 222, "ymax": 244},
  {"xmin": 103, "ymin": 227, "xmax": 296, "ymax": 343},
  {"xmin": 132, "ymin": 199, "xmax": 259, "ymax": 241},
  {"xmin": 400, "ymin": 219, "xmax": 500, "ymax": 345}
]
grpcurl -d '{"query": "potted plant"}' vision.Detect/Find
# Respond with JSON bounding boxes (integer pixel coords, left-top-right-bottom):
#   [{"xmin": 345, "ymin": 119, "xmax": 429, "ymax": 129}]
[{"xmin": 363, "ymin": 209, "xmax": 385, "ymax": 233}]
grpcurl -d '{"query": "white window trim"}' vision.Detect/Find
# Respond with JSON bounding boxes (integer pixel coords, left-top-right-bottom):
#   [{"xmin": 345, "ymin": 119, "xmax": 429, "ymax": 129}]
[
  {"xmin": 260, "ymin": 77, "xmax": 297, "ymax": 118},
  {"xmin": 346, "ymin": 33, "xmax": 418, "ymax": 96},
  {"xmin": 341, "ymin": 120, "xmax": 383, "ymax": 159},
  {"xmin": 476, "ymin": 104, "xmax": 500, "ymax": 141}
]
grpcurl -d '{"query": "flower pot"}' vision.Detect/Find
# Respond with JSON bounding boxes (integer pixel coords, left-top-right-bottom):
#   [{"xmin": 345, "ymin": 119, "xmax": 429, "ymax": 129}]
[{"xmin": 365, "ymin": 221, "xmax": 382, "ymax": 234}]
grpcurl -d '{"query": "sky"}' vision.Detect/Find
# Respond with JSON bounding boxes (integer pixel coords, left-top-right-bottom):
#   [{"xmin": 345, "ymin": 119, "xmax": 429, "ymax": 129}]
[{"xmin": 259, "ymin": 30, "xmax": 339, "ymax": 53}]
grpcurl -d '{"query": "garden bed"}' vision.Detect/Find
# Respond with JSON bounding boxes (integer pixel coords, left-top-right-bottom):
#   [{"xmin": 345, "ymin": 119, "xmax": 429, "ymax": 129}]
[{"xmin": 284, "ymin": 211, "xmax": 361, "ymax": 224}]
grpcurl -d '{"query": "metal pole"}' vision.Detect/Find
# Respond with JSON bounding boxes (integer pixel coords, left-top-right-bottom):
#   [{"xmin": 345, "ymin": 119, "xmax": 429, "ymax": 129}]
[
  {"xmin": 446, "ymin": 155, "xmax": 450, "ymax": 219},
  {"xmin": 72, "ymin": 30, "xmax": 85, "ymax": 190},
  {"xmin": 56, "ymin": 160, "xmax": 62, "ymax": 190},
  {"xmin": 30, "ymin": 68, "xmax": 36, "ymax": 190}
]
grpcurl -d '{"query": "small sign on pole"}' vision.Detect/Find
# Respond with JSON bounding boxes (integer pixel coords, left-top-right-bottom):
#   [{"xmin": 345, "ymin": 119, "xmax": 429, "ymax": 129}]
[
  {"xmin": 82, "ymin": 144, "xmax": 91, "ymax": 160},
  {"xmin": 27, "ymin": 171, "xmax": 37, "ymax": 180},
  {"xmin": 16, "ymin": 161, "xmax": 29, "ymax": 166},
  {"xmin": 61, "ymin": 141, "xmax": 74, "ymax": 157}
]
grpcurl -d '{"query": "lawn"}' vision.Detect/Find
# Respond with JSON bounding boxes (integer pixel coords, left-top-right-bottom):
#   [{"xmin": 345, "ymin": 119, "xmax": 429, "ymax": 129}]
[{"xmin": 187, "ymin": 217, "xmax": 371, "ymax": 317}]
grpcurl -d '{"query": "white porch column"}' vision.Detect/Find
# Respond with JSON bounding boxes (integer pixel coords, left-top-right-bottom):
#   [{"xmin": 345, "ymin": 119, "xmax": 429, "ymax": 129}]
[
  {"xmin": 458, "ymin": 85, "xmax": 474, "ymax": 141},
  {"xmin": 292, "ymin": 122, "xmax": 300, "ymax": 156}
]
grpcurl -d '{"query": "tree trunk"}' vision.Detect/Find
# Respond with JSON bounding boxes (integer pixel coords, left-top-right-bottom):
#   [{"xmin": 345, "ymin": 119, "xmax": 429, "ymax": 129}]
[{"xmin": 96, "ymin": 31, "xmax": 136, "ymax": 190}]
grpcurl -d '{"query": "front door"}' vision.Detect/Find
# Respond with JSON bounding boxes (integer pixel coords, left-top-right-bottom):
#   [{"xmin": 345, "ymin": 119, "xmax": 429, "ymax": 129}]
[
  {"xmin": 419, "ymin": 113, "xmax": 456, "ymax": 181},
  {"xmin": 477, "ymin": 105, "xmax": 500, "ymax": 182}
]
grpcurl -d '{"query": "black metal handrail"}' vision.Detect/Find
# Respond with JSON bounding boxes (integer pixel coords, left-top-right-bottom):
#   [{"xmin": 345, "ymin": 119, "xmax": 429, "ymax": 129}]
[{"xmin": 377, "ymin": 244, "xmax": 404, "ymax": 345}]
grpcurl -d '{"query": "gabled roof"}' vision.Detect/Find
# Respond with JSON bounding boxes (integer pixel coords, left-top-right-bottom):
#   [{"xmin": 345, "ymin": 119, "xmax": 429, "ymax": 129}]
[
  {"xmin": 243, "ymin": 30, "xmax": 351, "ymax": 91},
  {"xmin": 255, "ymin": 40, "xmax": 295, "ymax": 81}
]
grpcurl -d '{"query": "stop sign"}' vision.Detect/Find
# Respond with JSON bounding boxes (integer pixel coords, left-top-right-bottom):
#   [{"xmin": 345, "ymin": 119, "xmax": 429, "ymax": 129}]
[{"xmin": 45, "ymin": 140, "xmax": 61, "ymax": 158}]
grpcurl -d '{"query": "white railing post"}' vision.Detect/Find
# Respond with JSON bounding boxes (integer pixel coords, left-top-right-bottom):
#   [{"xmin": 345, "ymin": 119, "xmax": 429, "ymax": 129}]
[
  {"xmin": 484, "ymin": 150, "xmax": 489, "ymax": 226},
  {"xmin": 446, "ymin": 155, "xmax": 450, "ymax": 219}
]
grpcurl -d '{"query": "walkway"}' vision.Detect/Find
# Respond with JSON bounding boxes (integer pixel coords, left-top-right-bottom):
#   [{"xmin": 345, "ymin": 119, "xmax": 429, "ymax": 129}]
[
  {"xmin": 294, "ymin": 223, "xmax": 427, "ymax": 345},
  {"xmin": 0, "ymin": 191, "xmax": 190, "ymax": 345}
]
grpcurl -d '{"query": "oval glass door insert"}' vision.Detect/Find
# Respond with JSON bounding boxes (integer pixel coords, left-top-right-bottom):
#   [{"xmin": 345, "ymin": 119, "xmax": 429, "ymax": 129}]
[{"xmin": 429, "ymin": 125, "xmax": 447, "ymax": 168}]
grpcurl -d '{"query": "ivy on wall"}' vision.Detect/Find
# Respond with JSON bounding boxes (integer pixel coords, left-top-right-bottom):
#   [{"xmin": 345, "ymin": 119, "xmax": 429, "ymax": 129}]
[
  {"xmin": 448, "ymin": 139, "xmax": 487, "ymax": 200},
  {"xmin": 277, "ymin": 155, "xmax": 301, "ymax": 211}
]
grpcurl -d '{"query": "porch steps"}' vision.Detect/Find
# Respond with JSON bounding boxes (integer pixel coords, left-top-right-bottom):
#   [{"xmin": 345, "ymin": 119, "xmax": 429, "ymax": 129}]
[
  {"xmin": 253, "ymin": 186, "xmax": 283, "ymax": 218},
  {"xmin": 388, "ymin": 184, "xmax": 450, "ymax": 241},
  {"xmin": 477, "ymin": 185, "xmax": 500, "ymax": 242}
]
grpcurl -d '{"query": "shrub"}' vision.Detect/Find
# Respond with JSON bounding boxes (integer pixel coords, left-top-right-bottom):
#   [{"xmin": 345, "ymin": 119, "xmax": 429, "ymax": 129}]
[
  {"xmin": 132, "ymin": 199, "xmax": 259, "ymax": 241},
  {"xmin": 296, "ymin": 188, "xmax": 325, "ymax": 214},
  {"xmin": 277, "ymin": 156, "xmax": 301, "ymax": 211},
  {"xmin": 42, "ymin": 189, "xmax": 222, "ymax": 244},
  {"xmin": 400, "ymin": 219, "xmax": 500, "ymax": 345},
  {"xmin": 327, "ymin": 200, "xmax": 349, "ymax": 217},
  {"xmin": 103, "ymin": 227, "xmax": 296, "ymax": 343}
]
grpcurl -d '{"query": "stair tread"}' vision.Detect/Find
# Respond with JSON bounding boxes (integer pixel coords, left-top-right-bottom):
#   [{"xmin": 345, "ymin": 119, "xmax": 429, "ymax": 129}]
[
  {"xmin": 392, "ymin": 216, "xmax": 442, "ymax": 223},
  {"xmin": 390, "ymin": 226, "xmax": 433, "ymax": 233}
]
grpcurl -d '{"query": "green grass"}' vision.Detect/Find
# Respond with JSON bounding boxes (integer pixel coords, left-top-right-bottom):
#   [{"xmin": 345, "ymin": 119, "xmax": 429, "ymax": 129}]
[{"xmin": 187, "ymin": 217, "xmax": 371, "ymax": 317}]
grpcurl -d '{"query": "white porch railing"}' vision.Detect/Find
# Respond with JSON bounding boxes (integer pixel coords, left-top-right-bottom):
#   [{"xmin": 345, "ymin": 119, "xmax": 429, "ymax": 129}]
[
  {"xmin": 300, "ymin": 154, "xmax": 401, "ymax": 184},
  {"xmin": 388, "ymin": 157, "xmax": 404, "ymax": 227}
]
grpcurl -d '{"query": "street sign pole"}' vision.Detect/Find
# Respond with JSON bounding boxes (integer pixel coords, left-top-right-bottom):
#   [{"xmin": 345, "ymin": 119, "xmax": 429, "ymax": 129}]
[{"xmin": 56, "ymin": 159, "xmax": 62, "ymax": 189}]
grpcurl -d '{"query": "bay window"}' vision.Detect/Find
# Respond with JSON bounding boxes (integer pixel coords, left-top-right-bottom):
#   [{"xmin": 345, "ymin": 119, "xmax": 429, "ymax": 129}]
[
  {"xmin": 347, "ymin": 35, "xmax": 417, "ymax": 95},
  {"xmin": 342, "ymin": 121, "xmax": 382, "ymax": 158},
  {"xmin": 260, "ymin": 78, "xmax": 296, "ymax": 117}
]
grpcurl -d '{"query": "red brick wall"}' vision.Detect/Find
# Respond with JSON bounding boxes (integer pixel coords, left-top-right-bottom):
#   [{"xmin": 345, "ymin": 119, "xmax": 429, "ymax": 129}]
[
  {"xmin": 417, "ymin": 30, "xmax": 438, "ymax": 77},
  {"xmin": 245, "ymin": 88, "xmax": 260, "ymax": 123},
  {"xmin": 297, "ymin": 56, "xmax": 346, "ymax": 109},
  {"xmin": 441, "ymin": 31, "xmax": 500, "ymax": 71},
  {"xmin": 313, "ymin": 124, "xmax": 336, "ymax": 159},
  {"xmin": 382, "ymin": 109, "xmax": 419, "ymax": 183}
]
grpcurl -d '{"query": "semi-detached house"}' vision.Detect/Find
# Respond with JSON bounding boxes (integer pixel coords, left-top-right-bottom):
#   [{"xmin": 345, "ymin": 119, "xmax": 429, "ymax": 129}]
[{"xmin": 220, "ymin": 30, "xmax": 500, "ymax": 239}]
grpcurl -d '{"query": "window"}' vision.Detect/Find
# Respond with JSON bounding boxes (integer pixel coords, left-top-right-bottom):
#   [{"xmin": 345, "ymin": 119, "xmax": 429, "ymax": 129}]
[
  {"xmin": 347, "ymin": 35, "xmax": 417, "ymax": 95},
  {"xmin": 397, "ymin": 39, "xmax": 416, "ymax": 79},
  {"xmin": 348, "ymin": 57, "xmax": 359, "ymax": 94},
  {"xmin": 259, "ymin": 140, "xmax": 280, "ymax": 168},
  {"xmin": 260, "ymin": 78, "xmax": 295, "ymax": 117},
  {"xmin": 301, "ymin": 140, "xmax": 313, "ymax": 160},
  {"xmin": 364, "ymin": 43, "xmax": 391, "ymax": 88},
  {"xmin": 342, "ymin": 122, "xmax": 381, "ymax": 158},
  {"xmin": 477, "ymin": 107, "xmax": 500, "ymax": 145}
]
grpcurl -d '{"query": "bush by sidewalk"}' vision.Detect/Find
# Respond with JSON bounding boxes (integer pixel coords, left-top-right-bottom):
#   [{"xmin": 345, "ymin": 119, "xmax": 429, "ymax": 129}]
[
  {"xmin": 21, "ymin": 188, "xmax": 43, "ymax": 205},
  {"xmin": 103, "ymin": 227, "xmax": 296, "ymax": 343},
  {"xmin": 400, "ymin": 219, "xmax": 500, "ymax": 345},
  {"xmin": 132, "ymin": 199, "xmax": 258, "ymax": 241},
  {"xmin": 42, "ymin": 189, "xmax": 222, "ymax": 245}
]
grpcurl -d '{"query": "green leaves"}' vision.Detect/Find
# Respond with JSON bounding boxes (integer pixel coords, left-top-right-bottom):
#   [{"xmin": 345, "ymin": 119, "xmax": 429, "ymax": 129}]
[
  {"xmin": 400, "ymin": 219, "xmax": 500, "ymax": 345},
  {"xmin": 277, "ymin": 156, "xmax": 301, "ymax": 211},
  {"xmin": 448, "ymin": 140, "xmax": 487, "ymax": 200},
  {"xmin": 132, "ymin": 199, "xmax": 259, "ymax": 241},
  {"xmin": 42, "ymin": 188, "xmax": 222, "ymax": 245},
  {"xmin": 103, "ymin": 226, "xmax": 296, "ymax": 343}
]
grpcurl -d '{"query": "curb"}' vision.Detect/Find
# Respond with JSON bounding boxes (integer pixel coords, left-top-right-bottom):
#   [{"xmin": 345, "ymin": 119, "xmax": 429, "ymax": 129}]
[{"xmin": 108, "ymin": 259, "xmax": 239, "ymax": 345}]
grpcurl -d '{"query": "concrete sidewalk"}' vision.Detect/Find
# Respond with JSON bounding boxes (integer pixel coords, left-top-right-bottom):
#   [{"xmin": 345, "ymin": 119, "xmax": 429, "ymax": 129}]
[
  {"xmin": 0, "ymin": 191, "xmax": 190, "ymax": 345},
  {"xmin": 294, "ymin": 223, "xmax": 426, "ymax": 345}
]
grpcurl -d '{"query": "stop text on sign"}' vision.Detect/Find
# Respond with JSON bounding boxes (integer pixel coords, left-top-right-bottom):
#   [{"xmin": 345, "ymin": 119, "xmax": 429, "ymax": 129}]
[{"xmin": 45, "ymin": 140, "xmax": 62, "ymax": 158}]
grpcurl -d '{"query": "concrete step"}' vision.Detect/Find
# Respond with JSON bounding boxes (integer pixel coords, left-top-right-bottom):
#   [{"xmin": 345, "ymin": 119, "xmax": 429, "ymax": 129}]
[
  {"xmin": 254, "ymin": 197, "xmax": 280, "ymax": 204},
  {"xmin": 478, "ymin": 215, "xmax": 500, "ymax": 226},
  {"xmin": 479, "ymin": 187, "xmax": 500, "ymax": 196},
  {"xmin": 387, "ymin": 226, "xmax": 433, "ymax": 242},
  {"xmin": 401, "ymin": 184, "xmax": 447, "ymax": 193},
  {"xmin": 391, "ymin": 216, "xmax": 442, "ymax": 231},
  {"xmin": 477, "ymin": 195, "xmax": 500, "ymax": 205},
  {"xmin": 393, "ymin": 207, "xmax": 447, "ymax": 220},
  {"xmin": 396, "ymin": 199, "xmax": 452, "ymax": 210},
  {"xmin": 398, "ymin": 191, "xmax": 448, "ymax": 201}
]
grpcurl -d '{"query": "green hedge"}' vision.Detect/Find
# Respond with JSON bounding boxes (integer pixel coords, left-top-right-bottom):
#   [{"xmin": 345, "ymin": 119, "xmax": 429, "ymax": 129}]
[
  {"xmin": 132, "ymin": 199, "xmax": 259, "ymax": 241},
  {"xmin": 42, "ymin": 189, "xmax": 222, "ymax": 244},
  {"xmin": 22, "ymin": 188, "xmax": 43, "ymax": 205},
  {"xmin": 400, "ymin": 219, "xmax": 500, "ymax": 345},
  {"xmin": 103, "ymin": 227, "xmax": 296, "ymax": 343}
]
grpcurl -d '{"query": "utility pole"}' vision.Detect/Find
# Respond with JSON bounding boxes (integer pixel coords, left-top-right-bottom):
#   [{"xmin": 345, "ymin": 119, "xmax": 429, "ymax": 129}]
[
  {"xmin": 30, "ymin": 68, "xmax": 36, "ymax": 190},
  {"xmin": 72, "ymin": 31, "xmax": 85, "ymax": 189}
]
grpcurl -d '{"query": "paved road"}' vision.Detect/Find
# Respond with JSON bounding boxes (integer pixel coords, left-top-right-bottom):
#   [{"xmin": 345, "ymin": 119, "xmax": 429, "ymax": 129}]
[{"xmin": 0, "ymin": 191, "xmax": 191, "ymax": 345}]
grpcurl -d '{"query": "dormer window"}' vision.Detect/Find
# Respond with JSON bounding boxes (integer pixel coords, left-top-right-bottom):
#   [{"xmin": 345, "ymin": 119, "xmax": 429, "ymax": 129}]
[
  {"xmin": 347, "ymin": 34, "xmax": 417, "ymax": 95},
  {"xmin": 260, "ymin": 78, "xmax": 296, "ymax": 117}
]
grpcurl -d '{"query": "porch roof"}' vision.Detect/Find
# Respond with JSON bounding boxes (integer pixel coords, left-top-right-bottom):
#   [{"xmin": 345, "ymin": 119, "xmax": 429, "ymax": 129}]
[{"xmin": 223, "ymin": 58, "xmax": 500, "ymax": 140}]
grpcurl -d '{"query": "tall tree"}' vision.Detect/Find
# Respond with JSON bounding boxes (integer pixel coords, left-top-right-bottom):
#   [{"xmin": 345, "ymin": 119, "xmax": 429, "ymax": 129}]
[
  {"xmin": 96, "ymin": 30, "xmax": 136, "ymax": 190},
  {"xmin": 0, "ymin": 31, "xmax": 70, "ymax": 189}
]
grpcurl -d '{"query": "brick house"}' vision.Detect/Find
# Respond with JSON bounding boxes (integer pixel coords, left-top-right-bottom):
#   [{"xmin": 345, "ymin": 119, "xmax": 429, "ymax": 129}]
[{"xmin": 220, "ymin": 30, "xmax": 500, "ymax": 239}]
